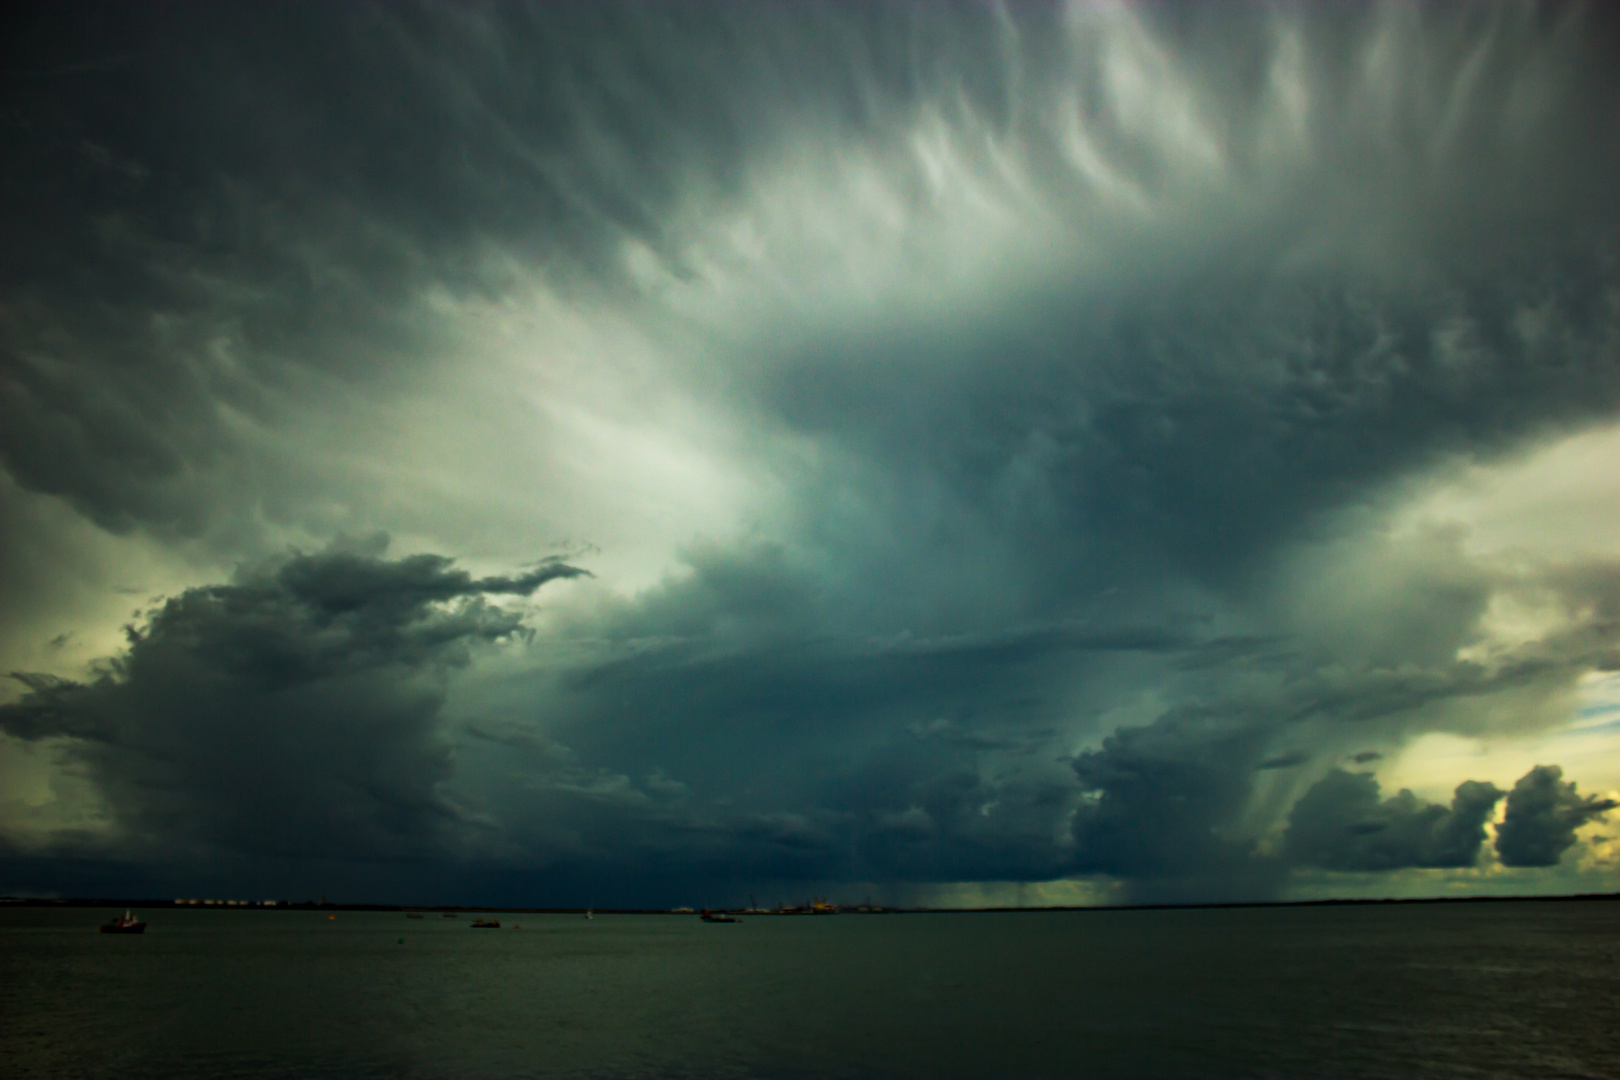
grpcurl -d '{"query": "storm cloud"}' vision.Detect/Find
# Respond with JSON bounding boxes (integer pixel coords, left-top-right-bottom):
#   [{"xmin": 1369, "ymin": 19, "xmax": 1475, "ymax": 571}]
[
  {"xmin": 4, "ymin": 1, "xmax": 1620, "ymax": 905},
  {"xmin": 1494, "ymin": 765, "xmax": 1618, "ymax": 868},
  {"xmin": 1284, "ymin": 770, "xmax": 1504, "ymax": 872},
  {"xmin": 0, "ymin": 543, "xmax": 586, "ymax": 862}
]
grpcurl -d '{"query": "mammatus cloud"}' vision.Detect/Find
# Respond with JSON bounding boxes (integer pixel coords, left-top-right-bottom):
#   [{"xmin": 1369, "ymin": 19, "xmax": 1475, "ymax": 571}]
[
  {"xmin": 0, "ymin": 543, "xmax": 587, "ymax": 861},
  {"xmin": 1494, "ymin": 765, "xmax": 1618, "ymax": 868}
]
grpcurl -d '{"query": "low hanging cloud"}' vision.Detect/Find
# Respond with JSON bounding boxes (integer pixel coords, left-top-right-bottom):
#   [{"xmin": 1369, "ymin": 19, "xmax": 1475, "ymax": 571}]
[
  {"xmin": 1066, "ymin": 705, "xmax": 1277, "ymax": 900},
  {"xmin": 1494, "ymin": 765, "xmax": 1618, "ymax": 868},
  {"xmin": 0, "ymin": 542, "xmax": 587, "ymax": 861},
  {"xmin": 488, "ymin": 533, "xmax": 1620, "ymax": 903},
  {"xmin": 1284, "ymin": 770, "xmax": 1505, "ymax": 872}
]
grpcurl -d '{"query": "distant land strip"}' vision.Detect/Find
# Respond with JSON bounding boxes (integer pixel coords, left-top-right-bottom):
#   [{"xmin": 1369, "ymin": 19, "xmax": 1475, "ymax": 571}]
[{"xmin": 4, "ymin": 893, "xmax": 1620, "ymax": 913}]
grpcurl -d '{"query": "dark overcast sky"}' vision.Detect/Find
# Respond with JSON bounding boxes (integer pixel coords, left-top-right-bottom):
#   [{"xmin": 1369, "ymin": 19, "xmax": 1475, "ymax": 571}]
[{"xmin": 3, "ymin": 0, "xmax": 1620, "ymax": 908}]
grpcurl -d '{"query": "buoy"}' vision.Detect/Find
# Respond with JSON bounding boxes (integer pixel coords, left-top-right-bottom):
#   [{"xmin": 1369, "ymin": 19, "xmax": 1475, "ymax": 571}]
[
  {"xmin": 328, "ymin": 914, "xmax": 336, "ymax": 920},
  {"xmin": 398, "ymin": 937, "xmax": 405, "ymax": 944}
]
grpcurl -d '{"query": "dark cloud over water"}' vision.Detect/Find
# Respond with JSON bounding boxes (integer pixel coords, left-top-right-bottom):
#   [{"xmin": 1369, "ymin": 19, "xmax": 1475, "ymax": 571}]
[
  {"xmin": 1495, "ymin": 765, "xmax": 1618, "ymax": 868},
  {"xmin": 1285, "ymin": 770, "xmax": 1504, "ymax": 872},
  {"xmin": 3, "ymin": 1, "xmax": 1620, "ymax": 904},
  {"xmin": 1, "ymin": 544, "xmax": 586, "ymax": 862}
]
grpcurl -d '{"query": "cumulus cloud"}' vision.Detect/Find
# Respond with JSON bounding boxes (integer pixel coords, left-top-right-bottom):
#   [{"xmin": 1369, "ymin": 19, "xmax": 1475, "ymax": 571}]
[
  {"xmin": 1284, "ymin": 770, "xmax": 1504, "ymax": 871},
  {"xmin": 1068, "ymin": 706, "xmax": 1280, "ymax": 901},
  {"xmin": 0, "ymin": 543, "xmax": 586, "ymax": 861},
  {"xmin": 1494, "ymin": 764, "xmax": 1617, "ymax": 868}
]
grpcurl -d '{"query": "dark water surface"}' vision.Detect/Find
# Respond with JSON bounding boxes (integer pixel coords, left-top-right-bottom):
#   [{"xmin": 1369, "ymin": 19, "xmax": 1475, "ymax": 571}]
[{"xmin": 3, "ymin": 901, "xmax": 1617, "ymax": 1079}]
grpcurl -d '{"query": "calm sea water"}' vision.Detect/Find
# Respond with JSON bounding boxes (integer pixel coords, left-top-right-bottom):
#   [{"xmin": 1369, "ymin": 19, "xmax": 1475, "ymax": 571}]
[{"xmin": 2, "ymin": 901, "xmax": 1617, "ymax": 1080}]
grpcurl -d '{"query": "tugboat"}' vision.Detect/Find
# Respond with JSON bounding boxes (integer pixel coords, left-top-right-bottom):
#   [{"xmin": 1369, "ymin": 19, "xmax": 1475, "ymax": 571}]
[
  {"xmin": 100, "ymin": 910, "xmax": 147, "ymax": 934},
  {"xmin": 700, "ymin": 909, "xmax": 740, "ymax": 923},
  {"xmin": 470, "ymin": 918, "xmax": 501, "ymax": 929}
]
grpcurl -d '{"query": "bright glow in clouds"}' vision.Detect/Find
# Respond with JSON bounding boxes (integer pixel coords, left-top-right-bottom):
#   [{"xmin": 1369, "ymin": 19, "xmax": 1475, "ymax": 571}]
[{"xmin": 1395, "ymin": 422, "xmax": 1620, "ymax": 562}]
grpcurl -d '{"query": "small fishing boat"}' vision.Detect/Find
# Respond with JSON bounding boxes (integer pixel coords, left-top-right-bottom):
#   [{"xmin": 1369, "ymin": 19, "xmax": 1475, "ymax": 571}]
[
  {"xmin": 470, "ymin": 918, "xmax": 501, "ymax": 929},
  {"xmin": 585, "ymin": 909, "xmax": 594, "ymax": 920},
  {"xmin": 100, "ymin": 910, "xmax": 147, "ymax": 934},
  {"xmin": 700, "ymin": 910, "xmax": 740, "ymax": 923}
]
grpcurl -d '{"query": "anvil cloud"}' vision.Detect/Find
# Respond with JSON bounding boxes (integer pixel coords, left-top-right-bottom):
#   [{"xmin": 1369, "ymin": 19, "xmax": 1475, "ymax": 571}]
[{"xmin": 3, "ymin": 1, "xmax": 1619, "ymax": 907}]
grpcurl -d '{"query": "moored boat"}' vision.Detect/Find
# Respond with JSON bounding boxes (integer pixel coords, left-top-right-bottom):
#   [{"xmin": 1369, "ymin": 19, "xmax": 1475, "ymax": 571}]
[{"xmin": 470, "ymin": 918, "xmax": 501, "ymax": 928}]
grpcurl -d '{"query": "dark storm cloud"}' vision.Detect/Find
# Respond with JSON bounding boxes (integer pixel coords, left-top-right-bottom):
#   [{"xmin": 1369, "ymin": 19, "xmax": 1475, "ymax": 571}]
[
  {"xmin": 1046, "ymin": 654, "xmax": 1526, "ymax": 894},
  {"xmin": 1062, "ymin": 548, "xmax": 1620, "ymax": 894},
  {"xmin": 1067, "ymin": 704, "xmax": 1280, "ymax": 899},
  {"xmin": 5, "ymin": 1, "xmax": 1620, "ymax": 904},
  {"xmin": 762, "ymin": 248, "xmax": 1620, "ymax": 610},
  {"xmin": 1494, "ymin": 765, "xmax": 1618, "ymax": 868},
  {"xmin": 420, "ymin": 541, "xmax": 1128, "ymax": 893},
  {"xmin": 0, "ymin": 0, "xmax": 1070, "ymax": 539},
  {"xmin": 456, "ymin": 534, "xmax": 1620, "ymax": 903},
  {"xmin": 0, "ymin": 543, "xmax": 586, "ymax": 860},
  {"xmin": 3, "ymin": 0, "xmax": 1617, "ymax": 544},
  {"xmin": 1284, "ymin": 770, "xmax": 1504, "ymax": 871}
]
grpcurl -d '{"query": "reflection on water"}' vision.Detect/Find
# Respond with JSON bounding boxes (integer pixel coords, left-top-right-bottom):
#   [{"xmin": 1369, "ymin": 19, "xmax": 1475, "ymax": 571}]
[{"xmin": 2, "ymin": 901, "xmax": 1617, "ymax": 1079}]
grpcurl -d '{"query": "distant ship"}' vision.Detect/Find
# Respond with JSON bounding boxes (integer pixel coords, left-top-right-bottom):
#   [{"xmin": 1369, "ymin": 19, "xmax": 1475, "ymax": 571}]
[
  {"xmin": 700, "ymin": 910, "xmax": 740, "ymax": 923},
  {"xmin": 470, "ymin": 918, "xmax": 501, "ymax": 929},
  {"xmin": 100, "ymin": 910, "xmax": 147, "ymax": 934},
  {"xmin": 585, "ymin": 909, "xmax": 594, "ymax": 920}
]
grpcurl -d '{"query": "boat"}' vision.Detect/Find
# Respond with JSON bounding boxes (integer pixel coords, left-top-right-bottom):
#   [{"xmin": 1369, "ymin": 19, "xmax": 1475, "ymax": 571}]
[
  {"xmin": 700, "ymin": 910, "xmax": 740, "ymax": 923},
  {"xmin": 441, "ymin": 912, "xmax": 458, "ymax": 918},
  {"xmin": 99, "ymin": 910, "xmax": 147, "ymax": 934},
  {"xmin": 585, "ymin": 909, "xmax": 594, "ymax": 920},
  {"xmin": 470, "ymin": 918, "xmax": 501, "ymax": 929},
  {"xmin": 405, "ymin": 913, "xmax": 424, "ymax": 919}
]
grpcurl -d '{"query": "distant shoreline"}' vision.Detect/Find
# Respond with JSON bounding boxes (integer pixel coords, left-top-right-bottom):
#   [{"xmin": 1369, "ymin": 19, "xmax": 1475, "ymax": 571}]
[{"xmin": 4, "ymin": 892, "xmax": 1618, "ymax": 914}]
